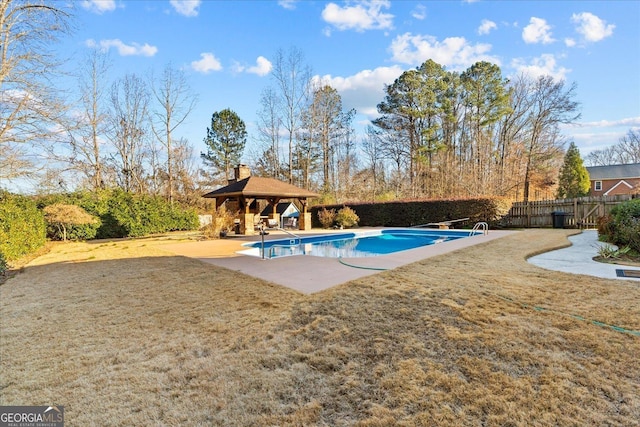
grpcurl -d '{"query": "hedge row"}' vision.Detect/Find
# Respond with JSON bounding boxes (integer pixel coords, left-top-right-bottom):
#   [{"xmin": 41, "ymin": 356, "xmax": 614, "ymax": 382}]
[
  {"xmin": 36, "ymin": 189, "xmax": 200, "ymax": 239},
  {"xmin": 310, "ymin": 197, "xmax": 512, "ymax": 228},
  {"xmin": 0, "ymin": 191, "xmax": 46, "ymax": 260}
]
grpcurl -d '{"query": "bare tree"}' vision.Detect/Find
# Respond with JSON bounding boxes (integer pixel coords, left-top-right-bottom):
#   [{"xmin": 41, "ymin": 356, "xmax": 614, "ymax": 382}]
[
  {"xmin": 585, "ymin": 129, "xmax": 640, "ymax": 166},
  {"xmin": 0, "ymin": 0, "xmax": 74, "ymax": 181},
  {"xmin": 361, "ymin": 125, "xmax": 386, "ymax": 201},
  {"xmin": 150, "ymin": 63, "xmax": 197, "ymax": 204},
  {"xmin": 66, "ymin": 50, "xmax": 111, "ymax": 190},
  {"xmin": 616, "ymin": 129, "xmax": 640, "ymax": 163},
  {"xmin": 255, "ymin": 86, "xmax": 282, "ymax": 179},
  {"xmin": 270, "ymin": 47, "xmax": 312, "ymax": 184},
  {"xmin": 170, "ymin": 138, "xmax": 200, "ymax": 204},
  {"xmin": 521, "ymin": 75, "xmax": 580, "ymax": 201},
  {"xmin": 585, "ymin": 146, "xmax": 618, "ymax": 167},
  {"xmin": 107, "ymin": 74, "xmax": 150, "ymax": 193}
]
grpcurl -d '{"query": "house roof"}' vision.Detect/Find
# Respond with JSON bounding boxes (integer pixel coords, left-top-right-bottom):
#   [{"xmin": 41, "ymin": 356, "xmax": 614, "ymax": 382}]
[
  {"xmin": 586, "ymin": 163, "xmax": 640, "ymax": 180},
  {"xmin": 260, "ymin": 202, "xmax": 299, "ymax": 217},
  {"xmin": 202, "ymin": 176, "xmax": 320, "ymax": 199}
]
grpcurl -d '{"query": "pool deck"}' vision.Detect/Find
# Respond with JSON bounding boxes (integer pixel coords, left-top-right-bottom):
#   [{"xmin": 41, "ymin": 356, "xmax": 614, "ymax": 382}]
[{"xmin": 161, "ymin": 228, "xmax": 513, "ymax": 294}]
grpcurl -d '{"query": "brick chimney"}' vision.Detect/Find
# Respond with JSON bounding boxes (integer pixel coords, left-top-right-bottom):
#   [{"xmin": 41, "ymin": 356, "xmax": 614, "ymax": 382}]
[{"xmin": 230, "ymin": 164, "xmax": 251, "ymax": 183}]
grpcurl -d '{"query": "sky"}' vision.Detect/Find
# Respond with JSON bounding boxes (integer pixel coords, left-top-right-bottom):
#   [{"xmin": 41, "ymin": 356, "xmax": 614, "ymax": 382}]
[{"xmin": 56, "ymin": 0, "xmax": 640, "ymax": 167}]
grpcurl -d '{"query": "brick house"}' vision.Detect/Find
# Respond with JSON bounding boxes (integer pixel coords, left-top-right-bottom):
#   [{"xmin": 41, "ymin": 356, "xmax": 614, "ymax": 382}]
[{"xmin": 586, "ymin": 163, "xmax": 640, "ymax": 196}]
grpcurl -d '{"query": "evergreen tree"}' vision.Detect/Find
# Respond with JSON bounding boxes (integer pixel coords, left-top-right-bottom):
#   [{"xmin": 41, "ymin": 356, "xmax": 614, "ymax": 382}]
[
  {"xmin": 557, "ymin": 142, "xmax": 590, "ymax": 198},
  {"xmin": 201, "ymin": 109, "xmax": 247, "ymax": 181}
]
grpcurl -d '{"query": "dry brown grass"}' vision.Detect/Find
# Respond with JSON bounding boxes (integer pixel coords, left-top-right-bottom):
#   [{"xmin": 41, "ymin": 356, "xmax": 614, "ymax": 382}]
[{"xmin": 1, "ymin": 230, "xmax": 638, "ymax": 426}]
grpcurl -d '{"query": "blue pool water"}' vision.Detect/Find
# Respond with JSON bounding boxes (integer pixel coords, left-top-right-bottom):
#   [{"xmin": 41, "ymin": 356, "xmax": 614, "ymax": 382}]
[{"xmin": 241, "ymin": 228, "xmax": 480, "ymax": 259}]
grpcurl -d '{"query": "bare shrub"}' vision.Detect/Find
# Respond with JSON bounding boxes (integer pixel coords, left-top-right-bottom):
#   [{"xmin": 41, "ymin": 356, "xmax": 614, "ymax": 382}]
[
  {"xmin": 335, "ymin": 206, "xmax": 359, "ymax": 228},
  {"xmin": 202, "ymin": 205, "xmax": 237, "ymax": 239},
  {"xmin": 318, "ymin": 208, "xmax": 336, "ymax": 229}
]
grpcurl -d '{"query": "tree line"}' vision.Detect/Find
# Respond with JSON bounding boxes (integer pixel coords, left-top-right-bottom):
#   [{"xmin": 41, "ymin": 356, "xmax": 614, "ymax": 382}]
[{"xmin": 2, "ymin": 1, "xmax": 635, "ymax": 208}]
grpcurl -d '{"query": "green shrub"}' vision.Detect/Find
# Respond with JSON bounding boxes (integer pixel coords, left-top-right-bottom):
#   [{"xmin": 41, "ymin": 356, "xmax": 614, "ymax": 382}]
[
  {"xmin": 608, "ymin": 198, "xmax": 640, "ymax": 252},
  {"xmin": 0, "ymin": 191, "xmax": 46, "ymax": 260},
  {"xmin": 596, "ymin": 215, "xmax": 614, "ymax": 241},
  {"xmin": 335, "ymin": 206, "xmax": 360, "ymax": 228},
  {"xmin": 318, "ymin": 208, "xmax": 336, "ymax": 229}
]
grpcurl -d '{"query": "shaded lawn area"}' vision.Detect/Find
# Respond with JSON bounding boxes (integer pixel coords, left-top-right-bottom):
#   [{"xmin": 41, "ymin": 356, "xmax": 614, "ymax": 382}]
[{"xmin": 1, "ymin": 230, "xmax": 638, "ymax": 426}]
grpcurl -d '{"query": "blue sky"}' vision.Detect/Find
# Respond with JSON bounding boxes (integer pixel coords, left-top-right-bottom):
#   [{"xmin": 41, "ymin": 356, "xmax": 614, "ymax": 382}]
[{"xmin": 67, "ymin": 0, "xmax": 639, "ymax": 161}]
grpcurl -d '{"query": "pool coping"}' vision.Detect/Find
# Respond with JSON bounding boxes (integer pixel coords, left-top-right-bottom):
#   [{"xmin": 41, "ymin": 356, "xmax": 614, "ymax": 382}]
[
  {"xmin": 162, "ymin": 228, "xmax": 514, "ymax": 294},
  {"xmin": 237, "ymin": 228, "xmax": 479, "ymax": 258}
]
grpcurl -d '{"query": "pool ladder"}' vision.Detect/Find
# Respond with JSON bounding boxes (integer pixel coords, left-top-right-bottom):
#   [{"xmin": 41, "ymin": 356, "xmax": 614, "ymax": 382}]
[
  {"xmin": 260, "ymin": 226, "xmax": 303, "ymax": 259},
  {"xmin": 470, "ymin": 222, "xmax": 489, "ymax": 236}
]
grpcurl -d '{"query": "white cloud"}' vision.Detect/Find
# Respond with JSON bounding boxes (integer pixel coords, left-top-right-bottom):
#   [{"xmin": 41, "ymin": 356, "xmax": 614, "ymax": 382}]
[
  {"xmin": 511, "ymin": 54, "xmax": 570, "ymax": 81},
  {"xmin": 278, "ymin": 0, "xmax": 298, "ymax": 10},
  {"xmin": 411, "ymin": 5, "xmax": 427, "ymax": 20},
  {"xmin": 233, "ymin": 56, "xmax": 273, "ymax": 76},
  {"xmin": 571, "ymin": 12, "xmax": 615, "ymax": 43},
  {"xmin": 564, "ymin": 126, "xmax": 634, "ymax": 156},
  {"xmin": 322, "ymin": 0, "xmax": 393, "ymax": 33},
  {"xmin": 247, "ymin": 56, "xmax": 273, "ymax": 76},
  {"xmin": 80, "ymin": 0, "xmax": 116, "ymax": 14},
  {"xmin": 313, "ymin": 66, "xmax": 404, "ymax": 117},
  {"xmin": 564, "ymin": 38, "xmax": 576, "ymax": 47},
  {"xmin": 522, "ymin": 17, "xmax": 554, "ymax": 44},
  {"xmin": 577, "ymin": 117, "xmax": 640, "ymax": 128},
  {"xmin": 170, "ymin": 0, "xmax": 201, "ymax": 17},
  {"xmin": 191, "ymin": 53, "xmax": 223, "ymax": 74},
  {"xmin": 478, "ymin": 19, "xmax": 497, "ymax": 35},
  {"xmin": 85, "ymin": 39, "xmax": 158, "ymax": 56},
  {"xmin": 389, "ymin": 33, "xmax": 499, "ymax": 70}
]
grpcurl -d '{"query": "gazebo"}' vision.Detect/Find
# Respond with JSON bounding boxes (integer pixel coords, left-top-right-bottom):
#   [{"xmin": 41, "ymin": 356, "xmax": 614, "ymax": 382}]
[{"xmin": 202, "ymin": 165, "xmax": 319, "ymax": 235}]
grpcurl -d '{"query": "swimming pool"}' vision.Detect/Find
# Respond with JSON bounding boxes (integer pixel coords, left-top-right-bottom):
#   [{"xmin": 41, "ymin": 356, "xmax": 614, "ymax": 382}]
[{"xmin": 240, "ymin": 228, "xmax": 482, "ymax": 259}]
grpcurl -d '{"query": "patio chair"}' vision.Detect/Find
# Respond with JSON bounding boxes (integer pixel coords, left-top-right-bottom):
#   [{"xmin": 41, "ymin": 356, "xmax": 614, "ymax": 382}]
[{"xmin": 284, "ymin": 217, "xmax": 297, "ymax": 229}]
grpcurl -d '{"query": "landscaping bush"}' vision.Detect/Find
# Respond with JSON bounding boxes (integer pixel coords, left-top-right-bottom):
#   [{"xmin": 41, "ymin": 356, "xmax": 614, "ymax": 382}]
[
  {"xmin": 335, "ymin": 207, "xmax": 359, "ymax": 228},
  {"xmin": 43, "ymin": 204, "xmax": 100, "ymax": 241},
  {"xmin": 202, "ymin": 206, "xmax": 236, "ymax": 239},
  {"xmin": 318, "ymin": 208, "xmax": 336, "ymax": 229},
  {"xmin": 608, "ymin": 198, "xmax": 640, "ymax": 252},
  {"xmin": 596, "ymin": 214, "xmax": 614, "ymax": 242},
  {"xmin": 0, "ymin": 191, "xmax": 46, "ymax": 260}
]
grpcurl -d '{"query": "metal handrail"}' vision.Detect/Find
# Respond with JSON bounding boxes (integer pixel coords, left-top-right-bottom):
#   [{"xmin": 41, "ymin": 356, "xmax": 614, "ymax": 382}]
[
  {"xmin": 470, "ymin": 222, "xmax": 489, "ymax": 236},
  {"xmin": 260, "ymin": 225, "xmax": 303, "ymax": 259}
]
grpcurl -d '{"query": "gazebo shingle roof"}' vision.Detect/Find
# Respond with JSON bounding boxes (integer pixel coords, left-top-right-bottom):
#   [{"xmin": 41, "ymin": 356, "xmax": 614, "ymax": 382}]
[{"xmin": 202, "ymin": 176, "xmax": 320, "ymax": 199}]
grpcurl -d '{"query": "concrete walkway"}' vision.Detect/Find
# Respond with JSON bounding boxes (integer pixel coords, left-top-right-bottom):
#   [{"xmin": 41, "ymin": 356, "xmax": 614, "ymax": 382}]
[{"xmin": 528, "ymin": 229, "xmax": 640, "ymax": 281}]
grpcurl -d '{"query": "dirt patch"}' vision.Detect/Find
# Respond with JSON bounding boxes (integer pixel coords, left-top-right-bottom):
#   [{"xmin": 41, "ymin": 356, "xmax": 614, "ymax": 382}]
[
  {"xmin": 1, "ymin": 229, "xmax": 638, "ymax": 426},
  {"xmin": 594, "ymin": 255, "xmax": 640, "ymax": 267}
]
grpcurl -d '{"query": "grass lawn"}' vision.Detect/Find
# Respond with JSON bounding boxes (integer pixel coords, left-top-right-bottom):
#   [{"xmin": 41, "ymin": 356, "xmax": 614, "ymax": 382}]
[{"xmin": 1, "ymin": 229, "xmax": 638, "ymax": 426}]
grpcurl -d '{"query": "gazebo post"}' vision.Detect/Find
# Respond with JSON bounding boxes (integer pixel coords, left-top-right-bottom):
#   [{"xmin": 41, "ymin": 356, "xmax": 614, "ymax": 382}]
[
  {"xmin": 298, "ymin": 198, "xmax": 312, "ymax": 231},
  {"xmin": 239, "ymin": 197, "xmax": 256, "ymax": 235},
  {"xmin": 267, "ymin": 197, "xmax": 281, "ymax": 228}
]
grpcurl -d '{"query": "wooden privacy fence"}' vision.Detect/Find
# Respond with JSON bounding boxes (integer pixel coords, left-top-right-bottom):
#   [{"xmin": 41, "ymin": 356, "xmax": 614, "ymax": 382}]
[{"xmin": 504, "ymin": 194, "xmax": 637, "ymax": 228}]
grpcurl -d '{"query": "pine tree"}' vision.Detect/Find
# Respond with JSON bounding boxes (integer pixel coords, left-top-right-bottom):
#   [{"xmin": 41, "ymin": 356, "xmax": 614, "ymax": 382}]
[
  {"xmin": 557, "ymin": 142, "xmax": 590, "ymax": 198},
  {"xmin": 201, "ymin": 109, "xmax": 247, "ymax": 181}
]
